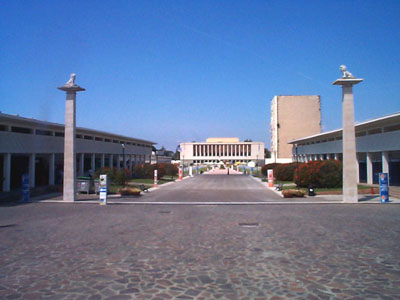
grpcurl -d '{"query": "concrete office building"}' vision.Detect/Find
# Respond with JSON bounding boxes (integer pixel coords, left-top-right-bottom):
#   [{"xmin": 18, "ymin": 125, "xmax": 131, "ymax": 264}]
[
  {"xmin": 0, "ymin": 112, "xmax": 154, "ymax": 192},
  {"xmin": 180, "ymin": 138, "xmax": 264, "ymax": 166},
  {"xmin": 289, "ymin": 112, "xmax": 400, "ymax": 186},
  {"xmin": 269, "ymin": 95, "xmax": 321, "ymax": 163}
]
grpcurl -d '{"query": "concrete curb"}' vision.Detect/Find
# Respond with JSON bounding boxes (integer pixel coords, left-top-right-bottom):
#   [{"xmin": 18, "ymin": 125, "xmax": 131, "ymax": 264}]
[
  {"xmin": 36, "ymin": 200, "xmax": 400, "ymax": 205},
  {"xmin": 250, "ymin": 176, "xmax": 284, "ymax": 197}
]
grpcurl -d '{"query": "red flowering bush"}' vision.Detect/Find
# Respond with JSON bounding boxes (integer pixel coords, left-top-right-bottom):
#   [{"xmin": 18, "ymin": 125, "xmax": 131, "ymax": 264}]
[
  {"xmin": 164, "ymin": 163, "xmax": 178, "ymax": 176},
  {"xmin": 261, "ymin": 163, "xmax": 280, "ymax": 176},
  {"xmin": 132, "ymin": 163, "xmax": 167, "ymax": 179},
  {"xmin": 274, "ymin": 163, "xmax": 298, "ymax": 181},
  {"xmin": 294, "ymin": 160, "xmax": 342, "ymax": 188}
]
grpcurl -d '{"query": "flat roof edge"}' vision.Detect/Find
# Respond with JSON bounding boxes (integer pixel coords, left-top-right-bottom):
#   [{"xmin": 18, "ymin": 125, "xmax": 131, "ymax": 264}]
[{"xmin": 0, "ymin": 112, "xmax": 156, "ymax": 144}]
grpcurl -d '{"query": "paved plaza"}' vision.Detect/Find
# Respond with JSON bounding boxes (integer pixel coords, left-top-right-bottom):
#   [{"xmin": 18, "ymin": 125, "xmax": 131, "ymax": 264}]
[{"xmin": 1, "ymin": 175, "xmax": 400, "ymax": 299}]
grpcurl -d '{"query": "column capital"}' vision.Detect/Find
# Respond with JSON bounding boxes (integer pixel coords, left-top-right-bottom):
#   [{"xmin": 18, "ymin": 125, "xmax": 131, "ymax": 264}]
[{"xmin": 332, "ymin": 78, "xmax": 363, "ymax": 86}]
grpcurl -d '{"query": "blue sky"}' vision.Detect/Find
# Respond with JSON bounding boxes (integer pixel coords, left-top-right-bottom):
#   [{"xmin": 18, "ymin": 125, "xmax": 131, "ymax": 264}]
[{"xmin": 1, "ymin": 0, "xmax": 399, "ymax": 150}]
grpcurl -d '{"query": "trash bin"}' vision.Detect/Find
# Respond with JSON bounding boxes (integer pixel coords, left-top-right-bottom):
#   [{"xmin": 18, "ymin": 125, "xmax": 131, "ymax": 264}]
[
  {"xmin": 308, "ymin": 185, "xmax": 315, "ymax": 196},
  {"xmin": 77, "ymin": 177, "xmax": 92, "ymax": 194}
]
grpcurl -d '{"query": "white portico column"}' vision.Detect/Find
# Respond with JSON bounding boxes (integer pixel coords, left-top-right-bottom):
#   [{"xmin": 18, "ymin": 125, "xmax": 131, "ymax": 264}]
[
  {"xmin": 333, "ymin": 69, "xmax": 363, "ymax": 203},
  {"xmin": 334, "ymin": 153, "xmax": 339, "ymax": 160},
  {"xmin": 3, "ymin": 153, "xmax": 11, "ymax": 192},
  {"xmin": 109, "ymin": 154, "xmax": 114, "ymax": 168},
  {"xmin": 49, "ymin": 153, "xmax": 55, "ymax": 185},
  {"xmin": 29, "ymin": 153, "xmax": 36, "ymax": 188},
  {"xmin": 101, "ymin": 154, "xmax": 105, "ymax": 168},
  {"xmin": 58, "ymin": 74, "xmax": 85, "ymax": 202},
  {"xmin": 91, "ymin": 154, "xmax": 95, "ymax": 172},
  {"xmin": 366, "ymin": 152, "xmax": 373, "ymax": 184},
  {"xmin": 382, "ymin": 151, "xmax": 389, "ymax": 174},
  {"xmin": 79, "ymin": 153, "xmax": 84, "ymax": 176}
]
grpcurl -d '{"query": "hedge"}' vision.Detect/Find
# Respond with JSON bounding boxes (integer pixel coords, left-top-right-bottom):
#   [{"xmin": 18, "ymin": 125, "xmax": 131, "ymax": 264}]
[
  {"xmin": 93, "ymin": 167, "xmax": 130, "ymax": 185},
  {"xmin": 132, "ymin": 163, "xmax": 178, "ymax": 179},
  {"xmin": 261, "ymin": 163, "xmax": 280, "ymax": 176},
  {"xmin": 274, "ymin": 163, "xmax": 298, "ymax": 181},
  {"xmin": 294, "ymin": 160, "xmax": 342, "ymax": 188}
]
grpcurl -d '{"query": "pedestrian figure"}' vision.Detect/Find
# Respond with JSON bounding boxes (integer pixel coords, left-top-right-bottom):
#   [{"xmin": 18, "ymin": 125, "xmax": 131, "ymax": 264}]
[{"xmin": 227, "ymin": 168, "xmax": 229, "ymax": 175}]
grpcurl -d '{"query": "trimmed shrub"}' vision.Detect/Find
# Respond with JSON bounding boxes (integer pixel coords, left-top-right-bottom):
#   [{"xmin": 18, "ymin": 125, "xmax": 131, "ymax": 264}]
[
  {"xmin": 274, "ymin": 163, "xmax": 298, "ymax": 181},
  {"xmin": 282, "ymin": 189, "xmax": 305, "ymax": 198},
  {"xmin": 132, "ymin": 164, "xmax": 166, "ymax": 179},
  {"xmin": 118, "ymin": 187, "xmax": 141, "ymax": 196},
  {"xmin": 114, "ymin": 169, "xmax": 129, "ymax": 186},
  {"xmin": 164, "ymin": 163, "xmax": 179, "ymax": 176},
  {"xmin": 261, "ymin": 163, "xmax": 280, "ymax": 176},
  {"xmin": 294, "ymin": 160, "xmax": 342, "ymax": 188}
]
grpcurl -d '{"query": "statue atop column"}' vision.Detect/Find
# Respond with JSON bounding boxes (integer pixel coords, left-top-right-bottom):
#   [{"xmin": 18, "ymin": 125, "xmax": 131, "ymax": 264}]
[
  {"xmin": 340, "ymin": 65, "xmax": 354, "ymax": 78},
  {"xmin": 65, "ymin": 73, "xmax": 77, "ymax": 87},
  {"xmin": 58, "ymin": 73, "xmax": 85, "ymax": 92}
]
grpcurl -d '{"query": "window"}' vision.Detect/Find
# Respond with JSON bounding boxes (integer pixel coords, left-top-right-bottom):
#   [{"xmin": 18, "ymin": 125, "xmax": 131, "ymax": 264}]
[
  {"xmin": 384, "ymin": 124, "xmax": 400, "ymax": 133},
  {"xmin": 84, "ymin": 135, "xmax": 93, "ymax": 140},
  {"xmin": 368, "ymin": 128, "xmax": 381, "ymax": 135},
  {"xmin": 55, "ymin": 131, "xmax": 64, "ymax": 137},
  {"xmin": 36, "ymin": 129, "xmax": 52, "ymax": 136},
  {"xmin": 11, "ymin": 126, "xmax": 32, "ymax": 134},
  {"xmin": 356, "ymin": 131, "xmax": 366, "ymax": 137}
]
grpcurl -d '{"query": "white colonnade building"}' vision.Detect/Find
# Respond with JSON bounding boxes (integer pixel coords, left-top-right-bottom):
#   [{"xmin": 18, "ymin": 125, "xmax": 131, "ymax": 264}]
[
  {"xmin": 0, "ymin": 112, "xmax": 154, "ymax": 192},
  {"xmin": 180, "ymin": 138, "xmax": 264, "ymax": 166},
  {"xmin": 289, "ymin": 112, "xmax": 400, "ymax": 186}
]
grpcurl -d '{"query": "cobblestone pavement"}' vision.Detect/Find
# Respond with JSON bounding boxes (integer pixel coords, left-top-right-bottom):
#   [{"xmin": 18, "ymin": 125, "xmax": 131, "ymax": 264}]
[{"xmin": 1, "ymin": 177, "xmax": 400, "ymax": 299}]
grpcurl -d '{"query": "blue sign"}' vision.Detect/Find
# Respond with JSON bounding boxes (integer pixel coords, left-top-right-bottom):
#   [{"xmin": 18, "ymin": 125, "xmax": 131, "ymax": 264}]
[
  {"xmin": 379, "ymin": 173, "xmax": 389, "ymax": 203},
  {"xmin": 22, "ymin": 174, "xmax": 30, "ymax": 202}
]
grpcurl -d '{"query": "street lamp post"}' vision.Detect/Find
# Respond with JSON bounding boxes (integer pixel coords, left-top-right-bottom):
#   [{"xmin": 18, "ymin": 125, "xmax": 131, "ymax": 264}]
[{"xmin": 121, "ymin": 143, "xmax": 125, "ymax": 169}]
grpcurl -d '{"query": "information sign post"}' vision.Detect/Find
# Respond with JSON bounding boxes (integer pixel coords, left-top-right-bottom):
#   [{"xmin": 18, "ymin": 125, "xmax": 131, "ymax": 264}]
[
  {"xmin": 154, "ymin": 169, "xmax": 158, "ymax": 188},
  {"xmin": 99, "ymin": 174, "xmax": 107, "ymax": 205},
  {"xmin": 379, "ymin": 173, "xmax": 389, "ymax": 203},
  {"xmin": 267, "ymin": 169, "xmax": 274, "ymax": 188}
]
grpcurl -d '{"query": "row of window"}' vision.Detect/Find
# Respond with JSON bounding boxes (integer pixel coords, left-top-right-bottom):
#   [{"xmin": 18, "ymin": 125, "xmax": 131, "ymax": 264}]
[
  {"xmin": 297, "ymin": 125, "xmax": 400, "ymax": 146},
  {"xmin": 0, "ymin": 124, "xmax": 151, "ymax": 148},
  {"xmin": 192, "ymin": 144, "xmax": 252, "ymax": 157}
]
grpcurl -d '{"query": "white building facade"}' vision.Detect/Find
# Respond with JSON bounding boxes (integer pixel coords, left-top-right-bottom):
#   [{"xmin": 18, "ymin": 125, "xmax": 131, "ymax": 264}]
[
  {"xmin": 0, "ymin": 113, "xmax": 154, "ymax": 192},
  {"xmin": 289, "ymin": 113, "xmax": 400, "ymax": 186},
  {"xmin": 180, "ymin": 138, "xmax": 264, "ymax": 166}
]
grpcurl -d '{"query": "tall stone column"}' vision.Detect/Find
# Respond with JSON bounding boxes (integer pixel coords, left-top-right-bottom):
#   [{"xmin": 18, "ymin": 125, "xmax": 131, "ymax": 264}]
[
  {"xmin": 58, "ymin": 74, "xmax": 85, "ymax": 202},
  {"xmin": 333, "ymin": 66, "xmax": 363, "ymax": 203}
]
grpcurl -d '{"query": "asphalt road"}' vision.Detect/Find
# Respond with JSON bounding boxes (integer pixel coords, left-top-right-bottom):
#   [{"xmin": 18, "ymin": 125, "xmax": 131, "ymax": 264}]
[
  {"xmin": 137, "ymin": 174, "xmax": 283, "ymax": 203},
  {"xmin": 1, "ymin": 175, "xmax": 399, "ymax": 299}
]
